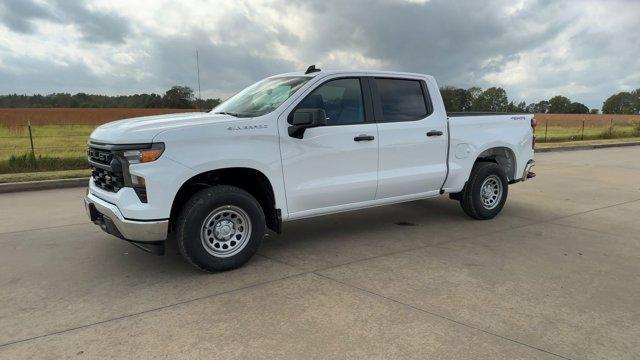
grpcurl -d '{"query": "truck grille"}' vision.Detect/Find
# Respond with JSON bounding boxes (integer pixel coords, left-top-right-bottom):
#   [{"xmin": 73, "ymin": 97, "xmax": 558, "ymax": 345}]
[
  {"xmin": 87, "ymin": 147, "xmax": 113, "ymax": 165},
  {"xmin": 88, "ymin": 146, "xmax": 125, "ymax": 192}
]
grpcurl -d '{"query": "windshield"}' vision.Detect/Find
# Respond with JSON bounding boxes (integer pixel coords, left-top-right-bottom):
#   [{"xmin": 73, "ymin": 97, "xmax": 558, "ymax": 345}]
[{"xmin": 212, "ymin": 76, "xmax": 310, "ymax": 118}]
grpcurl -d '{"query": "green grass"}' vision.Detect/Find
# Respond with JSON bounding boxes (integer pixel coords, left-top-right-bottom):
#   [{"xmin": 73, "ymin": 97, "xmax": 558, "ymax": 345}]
[
  {"xmin": 0, "ymin": 153, "xmax": 88, "ymax": 174},
  {"xmin": 0, "ymin": 124, "xmax": 94, "ymax": 174},
  {"xmin": 536, "ymin": 137, "xmax": 640, "ymax": 148},
  {"xmin": 1, "ymin": 122, "xmax": 639, "ymax": 177},
  {"xmin": 537, "ymin": 124, "xmax": 640, "ymax": 143},
  {"xmin": 0, "ymin": 169, "xmax": 90, "ymax": 183},
  {"xmin": 0, "ymin": 124, "xmax": 94, "ymax": 161}
]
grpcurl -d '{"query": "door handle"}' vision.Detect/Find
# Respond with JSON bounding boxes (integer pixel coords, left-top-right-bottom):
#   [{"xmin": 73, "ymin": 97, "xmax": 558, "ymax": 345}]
[
  {"xmin": 354, "ymin": 134, "xmax": 375, "ymax": 142},
  {"xmin": 426, "ymin": 130, "xmax": 443, "ymax": 137}
]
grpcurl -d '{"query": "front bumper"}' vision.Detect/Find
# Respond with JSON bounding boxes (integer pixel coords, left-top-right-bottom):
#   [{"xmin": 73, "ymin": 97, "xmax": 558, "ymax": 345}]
[{"xmin": 84, "ymin": 192, "xmax": 168, "ymax": 242}]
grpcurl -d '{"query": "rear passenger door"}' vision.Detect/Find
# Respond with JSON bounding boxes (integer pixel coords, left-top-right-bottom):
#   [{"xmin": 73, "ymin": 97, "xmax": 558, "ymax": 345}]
[{"xmin": 371, "ymin": 77, "xmax": 448, "ymax": 199}]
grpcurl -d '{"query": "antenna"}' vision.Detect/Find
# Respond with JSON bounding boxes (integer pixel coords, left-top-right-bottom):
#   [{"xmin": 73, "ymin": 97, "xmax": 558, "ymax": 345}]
[
  {"xmin": 305, "ymin": 65, "xmax": 321, "ymax": 74},
  {"xmin": 195, "ymin": 49, "xmax": 202, "ymax": 111}
]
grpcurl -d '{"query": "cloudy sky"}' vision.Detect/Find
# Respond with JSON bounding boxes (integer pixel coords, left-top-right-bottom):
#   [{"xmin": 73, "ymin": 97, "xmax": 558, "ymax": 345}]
[{"xmin": 0, "ymin": 0, "xmax": 638, "ymax": 109}]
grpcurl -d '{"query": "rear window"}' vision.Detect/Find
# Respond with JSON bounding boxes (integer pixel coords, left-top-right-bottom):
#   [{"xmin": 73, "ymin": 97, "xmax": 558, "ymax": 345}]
[{"xmin": 375, "ymin": 78, "xmax": 428, "ymax": 122}]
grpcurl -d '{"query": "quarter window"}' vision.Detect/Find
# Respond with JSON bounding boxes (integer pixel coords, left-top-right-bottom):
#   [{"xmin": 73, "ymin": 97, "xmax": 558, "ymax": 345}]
[
  {"xmin": 296, "ymin": 78, "xmax": 365, "ymax": 126},
  {"xmin": 375, "ymin": 78, "xmax": 428, "ymax": 122}
]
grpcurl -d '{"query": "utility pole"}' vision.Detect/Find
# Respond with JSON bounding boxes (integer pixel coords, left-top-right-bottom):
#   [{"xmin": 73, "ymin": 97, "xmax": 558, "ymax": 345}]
[{"xmin": 196, "ymin": 49, "xmax": 202, "ymax": 111}]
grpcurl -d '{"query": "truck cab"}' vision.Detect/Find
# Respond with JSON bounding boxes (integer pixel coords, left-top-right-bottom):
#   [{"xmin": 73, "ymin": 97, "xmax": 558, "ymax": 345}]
[{"xmin": 85, "ymin": 67, "xmax": 535, "ymax": 272}]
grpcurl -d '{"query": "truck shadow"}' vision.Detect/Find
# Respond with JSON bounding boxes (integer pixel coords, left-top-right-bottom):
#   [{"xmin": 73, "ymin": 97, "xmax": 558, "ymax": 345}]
[
  {"xmin": 275, "ymin": 196, "xmax": 461, "ymax": 241},
  {"xmin": 110, "ymin": 196, "xmax": 523, "ymax": 273},
  {"xmin": 256, "ymin": 197, "xmax": 484, "ymax": 269}
]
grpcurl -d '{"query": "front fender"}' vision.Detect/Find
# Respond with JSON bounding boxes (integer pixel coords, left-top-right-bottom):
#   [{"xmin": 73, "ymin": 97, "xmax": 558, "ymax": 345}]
[{"xmin": 154, "ymin": 120, "xmax": 287, "ymax": 215}]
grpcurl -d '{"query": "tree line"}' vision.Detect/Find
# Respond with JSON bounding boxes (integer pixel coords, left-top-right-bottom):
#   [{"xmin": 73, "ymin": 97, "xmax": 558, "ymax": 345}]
[
  {"xmin": 440, "ymin": 86, "xmax": 640, "ymax": 114},
  {"xmin": 1, "ymin": 84, "xmax": 638, "ymax": 115},
  {"xmin": 0, "ymin": 86, "xmax": 221, "ymax": 110}
]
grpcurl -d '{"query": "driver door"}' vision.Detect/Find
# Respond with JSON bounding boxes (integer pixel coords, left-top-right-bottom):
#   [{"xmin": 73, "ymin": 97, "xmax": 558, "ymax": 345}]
[{"xmin": 278, "ymin": 77, "xmax": 379, "ymax": 218}]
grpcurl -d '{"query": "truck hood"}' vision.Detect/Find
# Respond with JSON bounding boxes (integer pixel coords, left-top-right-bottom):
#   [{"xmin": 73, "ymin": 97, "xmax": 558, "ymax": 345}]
[{"xmin": 89, "ymin": 112, "xmax": 237, "ymax": 144}]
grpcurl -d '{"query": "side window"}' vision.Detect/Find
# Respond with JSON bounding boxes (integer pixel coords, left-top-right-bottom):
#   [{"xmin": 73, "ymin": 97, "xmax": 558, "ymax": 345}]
[
  {"xmin": 375, "ymin": 78, "xmax": 428, "ymax": 122},
  {"xmin": 296, "ymin": 78, "xmax": 365, "ymax": 126}
]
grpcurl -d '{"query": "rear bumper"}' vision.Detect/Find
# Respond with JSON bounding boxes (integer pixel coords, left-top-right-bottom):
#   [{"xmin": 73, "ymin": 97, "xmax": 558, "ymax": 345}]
[
  {"xmin": 522, "ymin": 160, "xmax": 536, "ymax": 181},
  {"xmin": 84, "ymin": 192, "xmax": 168, "ymax": 242}
]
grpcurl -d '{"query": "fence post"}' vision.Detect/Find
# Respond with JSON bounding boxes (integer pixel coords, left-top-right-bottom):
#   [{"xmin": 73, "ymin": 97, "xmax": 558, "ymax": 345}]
[
  {"xmin": 610, "ymin": 119, "xmax": 613, "ymax": 137},
  {"xmin": 581, "ymin": 120, "xmax": 585, "ymax": 141},
  {"xmin": 27, "ymin": 121, "xmax": 35, "ymax": 156},
  {"xmin": 544, "ymin": 120, "xmax": 548, "ymax": 142},
  {"xmin": 27, "ymin": 121, "xmax": 37, "ymax": 169}
]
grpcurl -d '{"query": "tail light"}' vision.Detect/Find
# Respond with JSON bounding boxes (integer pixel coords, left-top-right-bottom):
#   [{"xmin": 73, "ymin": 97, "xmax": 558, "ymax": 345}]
[{"xmin": 531, "ymin": 117, "xmax": 537, "ymax": 149}]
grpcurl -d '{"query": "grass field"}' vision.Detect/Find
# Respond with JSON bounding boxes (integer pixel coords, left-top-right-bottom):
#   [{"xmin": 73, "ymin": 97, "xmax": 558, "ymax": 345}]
[
  {"xmin": 0, "ymin": 108, "xmax": 196, "ymax": 174},
  {"xmin": 534, "ymin": 113, "xmax": 640, "ymax": 142},
  {"xmin": 0, "ymin": 124, "xmax": 94, "ymax": 159},
  {"xmin": 1, "ymin": 109, "xmax": 640, "ymax": 175},
  {"xmin": 537, "ymin": 124, "xmax": 640, "ymax": 142},
  {"xmin": 0, "ymin": 169, "xmax": 90, "ymax": 184}
]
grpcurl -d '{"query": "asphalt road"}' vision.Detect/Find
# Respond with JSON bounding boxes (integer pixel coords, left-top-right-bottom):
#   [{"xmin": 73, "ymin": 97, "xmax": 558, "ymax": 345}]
[{"xmin": 1, "ymin": 147, "xmax": 639, "ymax": 359}]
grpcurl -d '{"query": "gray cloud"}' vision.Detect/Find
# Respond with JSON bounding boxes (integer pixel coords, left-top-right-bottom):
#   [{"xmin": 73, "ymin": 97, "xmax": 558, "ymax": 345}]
[
  {"xmin": 151, "ymin": 30, "xmax": 297, "ymax": 96},
  {"xmin": 294, "ymin": 0, "xmax": 570, "ymax": 87},
  {"xmin": 0, "ymin": 0, "xmax": 57, "ymax": 33},
  {"xmin": 52, "ymin": 0, "xmax": 131, "ymax": 44},
  {"xmin": 0, "ymin": 0, "xmax": 638, "ymax": 109},
  {"xmin": 0, "ymin": 55, "xmax": 102, "ymax": 94},
  {"xmin": 0, "ymin": 0, "xmax": 130, "ymax": 43}
]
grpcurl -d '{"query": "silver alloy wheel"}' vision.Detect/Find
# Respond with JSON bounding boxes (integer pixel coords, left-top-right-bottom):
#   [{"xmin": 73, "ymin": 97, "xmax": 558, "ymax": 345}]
[
  {"xmin": 200, "ymin": 205, "xmax": 252, "ymax": 258},
  {"xmin": 480, "ymin": 175, "xmax": 503, "ymax": 210}
]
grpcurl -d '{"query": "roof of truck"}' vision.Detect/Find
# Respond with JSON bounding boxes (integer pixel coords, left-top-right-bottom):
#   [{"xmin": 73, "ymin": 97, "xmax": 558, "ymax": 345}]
[{"xmin": 273, "ymin": 69, "xmax": 431, "ymax": 79}]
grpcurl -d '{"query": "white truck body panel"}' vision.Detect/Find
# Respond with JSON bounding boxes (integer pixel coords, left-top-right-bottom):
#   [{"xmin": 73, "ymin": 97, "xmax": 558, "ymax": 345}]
[
  {"xmin": 444, "ymin": 114, "xmax": 534, "ymax": 193},
  {"xmin": 277, "ymin": 71, "xmax": 381, "ymax": 218},
  {"xmin": 86, "ymin": 69, "xmax": 534, "ymax": 232},
  {"xmin": 375, "ymin": 74, "xmax": 448, "ymax": 199}
]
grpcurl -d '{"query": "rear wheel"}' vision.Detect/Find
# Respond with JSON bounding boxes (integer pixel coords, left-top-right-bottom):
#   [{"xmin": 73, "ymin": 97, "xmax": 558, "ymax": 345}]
[
  {"xmin": 176, "ymin": 185, "xmax": 265, "ymax": 272},
  {"xmin": 459, "ymin": 162, "xmax": 508, "ymax": 220}
]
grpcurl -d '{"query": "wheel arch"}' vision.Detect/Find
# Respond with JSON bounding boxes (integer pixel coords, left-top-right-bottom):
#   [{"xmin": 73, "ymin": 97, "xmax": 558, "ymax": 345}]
[
  {"xmin": 170, "ymin": 167, "xmax": 281, "ymax": 234},
  {"xmin": 475, "ymin": 146, "xmax": 517, "ymax": 181}
]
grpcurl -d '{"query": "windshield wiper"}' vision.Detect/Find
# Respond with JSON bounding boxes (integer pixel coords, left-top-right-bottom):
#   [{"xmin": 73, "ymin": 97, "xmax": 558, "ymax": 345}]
[{"xmin": 214, "ymin": 111, "xmax": 241, "ymax": 117}]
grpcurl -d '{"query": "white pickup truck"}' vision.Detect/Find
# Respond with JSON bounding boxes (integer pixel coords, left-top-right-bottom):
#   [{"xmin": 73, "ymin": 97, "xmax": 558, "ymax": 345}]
[{"xmin": 85, "ymin": 67, "xmax": 536, "ymax": 272}]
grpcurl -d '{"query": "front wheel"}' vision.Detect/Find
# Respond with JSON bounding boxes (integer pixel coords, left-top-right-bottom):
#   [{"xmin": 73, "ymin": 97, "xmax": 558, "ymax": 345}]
[
  {"xmin": 459, "ymin": 162, "xmax": 508, "ymax": 220},
  {"xmin": 176, "ymin": 185, "xmax": 265, "ymax": 272}
]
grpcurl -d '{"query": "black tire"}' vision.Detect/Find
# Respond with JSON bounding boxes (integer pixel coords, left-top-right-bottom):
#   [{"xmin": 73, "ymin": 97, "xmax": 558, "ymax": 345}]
[
  {"xmin": 459, "ymin": 162, "xmax": 508, "ymax": 220},
  {"xmin": 176, "ymin": 185, "xmax": 265, "ymax": 272}
]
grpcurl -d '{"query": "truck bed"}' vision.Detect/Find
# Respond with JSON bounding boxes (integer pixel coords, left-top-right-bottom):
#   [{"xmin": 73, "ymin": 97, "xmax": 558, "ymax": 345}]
[{"xmin": 442, "ymin": 112, "xmax": 535, "ymax": 193}]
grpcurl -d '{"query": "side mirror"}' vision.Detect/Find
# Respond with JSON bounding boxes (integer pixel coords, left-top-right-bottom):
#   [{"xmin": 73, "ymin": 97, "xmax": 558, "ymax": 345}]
[{"xmin": 288, "ymin": 108, "xmax": 327, "ymax": 139}]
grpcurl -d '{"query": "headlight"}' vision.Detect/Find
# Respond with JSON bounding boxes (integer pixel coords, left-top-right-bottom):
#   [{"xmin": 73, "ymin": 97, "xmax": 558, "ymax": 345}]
[
  {"xmin": 123, "ymin": 144, "xmax": 164, "ymax": 164},
  {"xmin": 121, "ymin": 143, "xmax": 164, "ymax": 203}
]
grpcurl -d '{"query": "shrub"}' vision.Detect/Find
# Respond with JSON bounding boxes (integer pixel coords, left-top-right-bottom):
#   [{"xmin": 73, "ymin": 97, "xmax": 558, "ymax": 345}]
[
  {"xmin": 0, "ymin": 153, "xmax": 87, "ymax": 174},
  {"xmin": 599, "ymin": 126, "xmax": 615, "ymax": 139}
]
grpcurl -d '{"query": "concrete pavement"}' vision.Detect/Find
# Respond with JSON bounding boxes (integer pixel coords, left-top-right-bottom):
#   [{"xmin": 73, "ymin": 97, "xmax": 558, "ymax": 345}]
[{"xmin": 1, "ymin": 146, "xmax": 639, "ymax": 359}]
